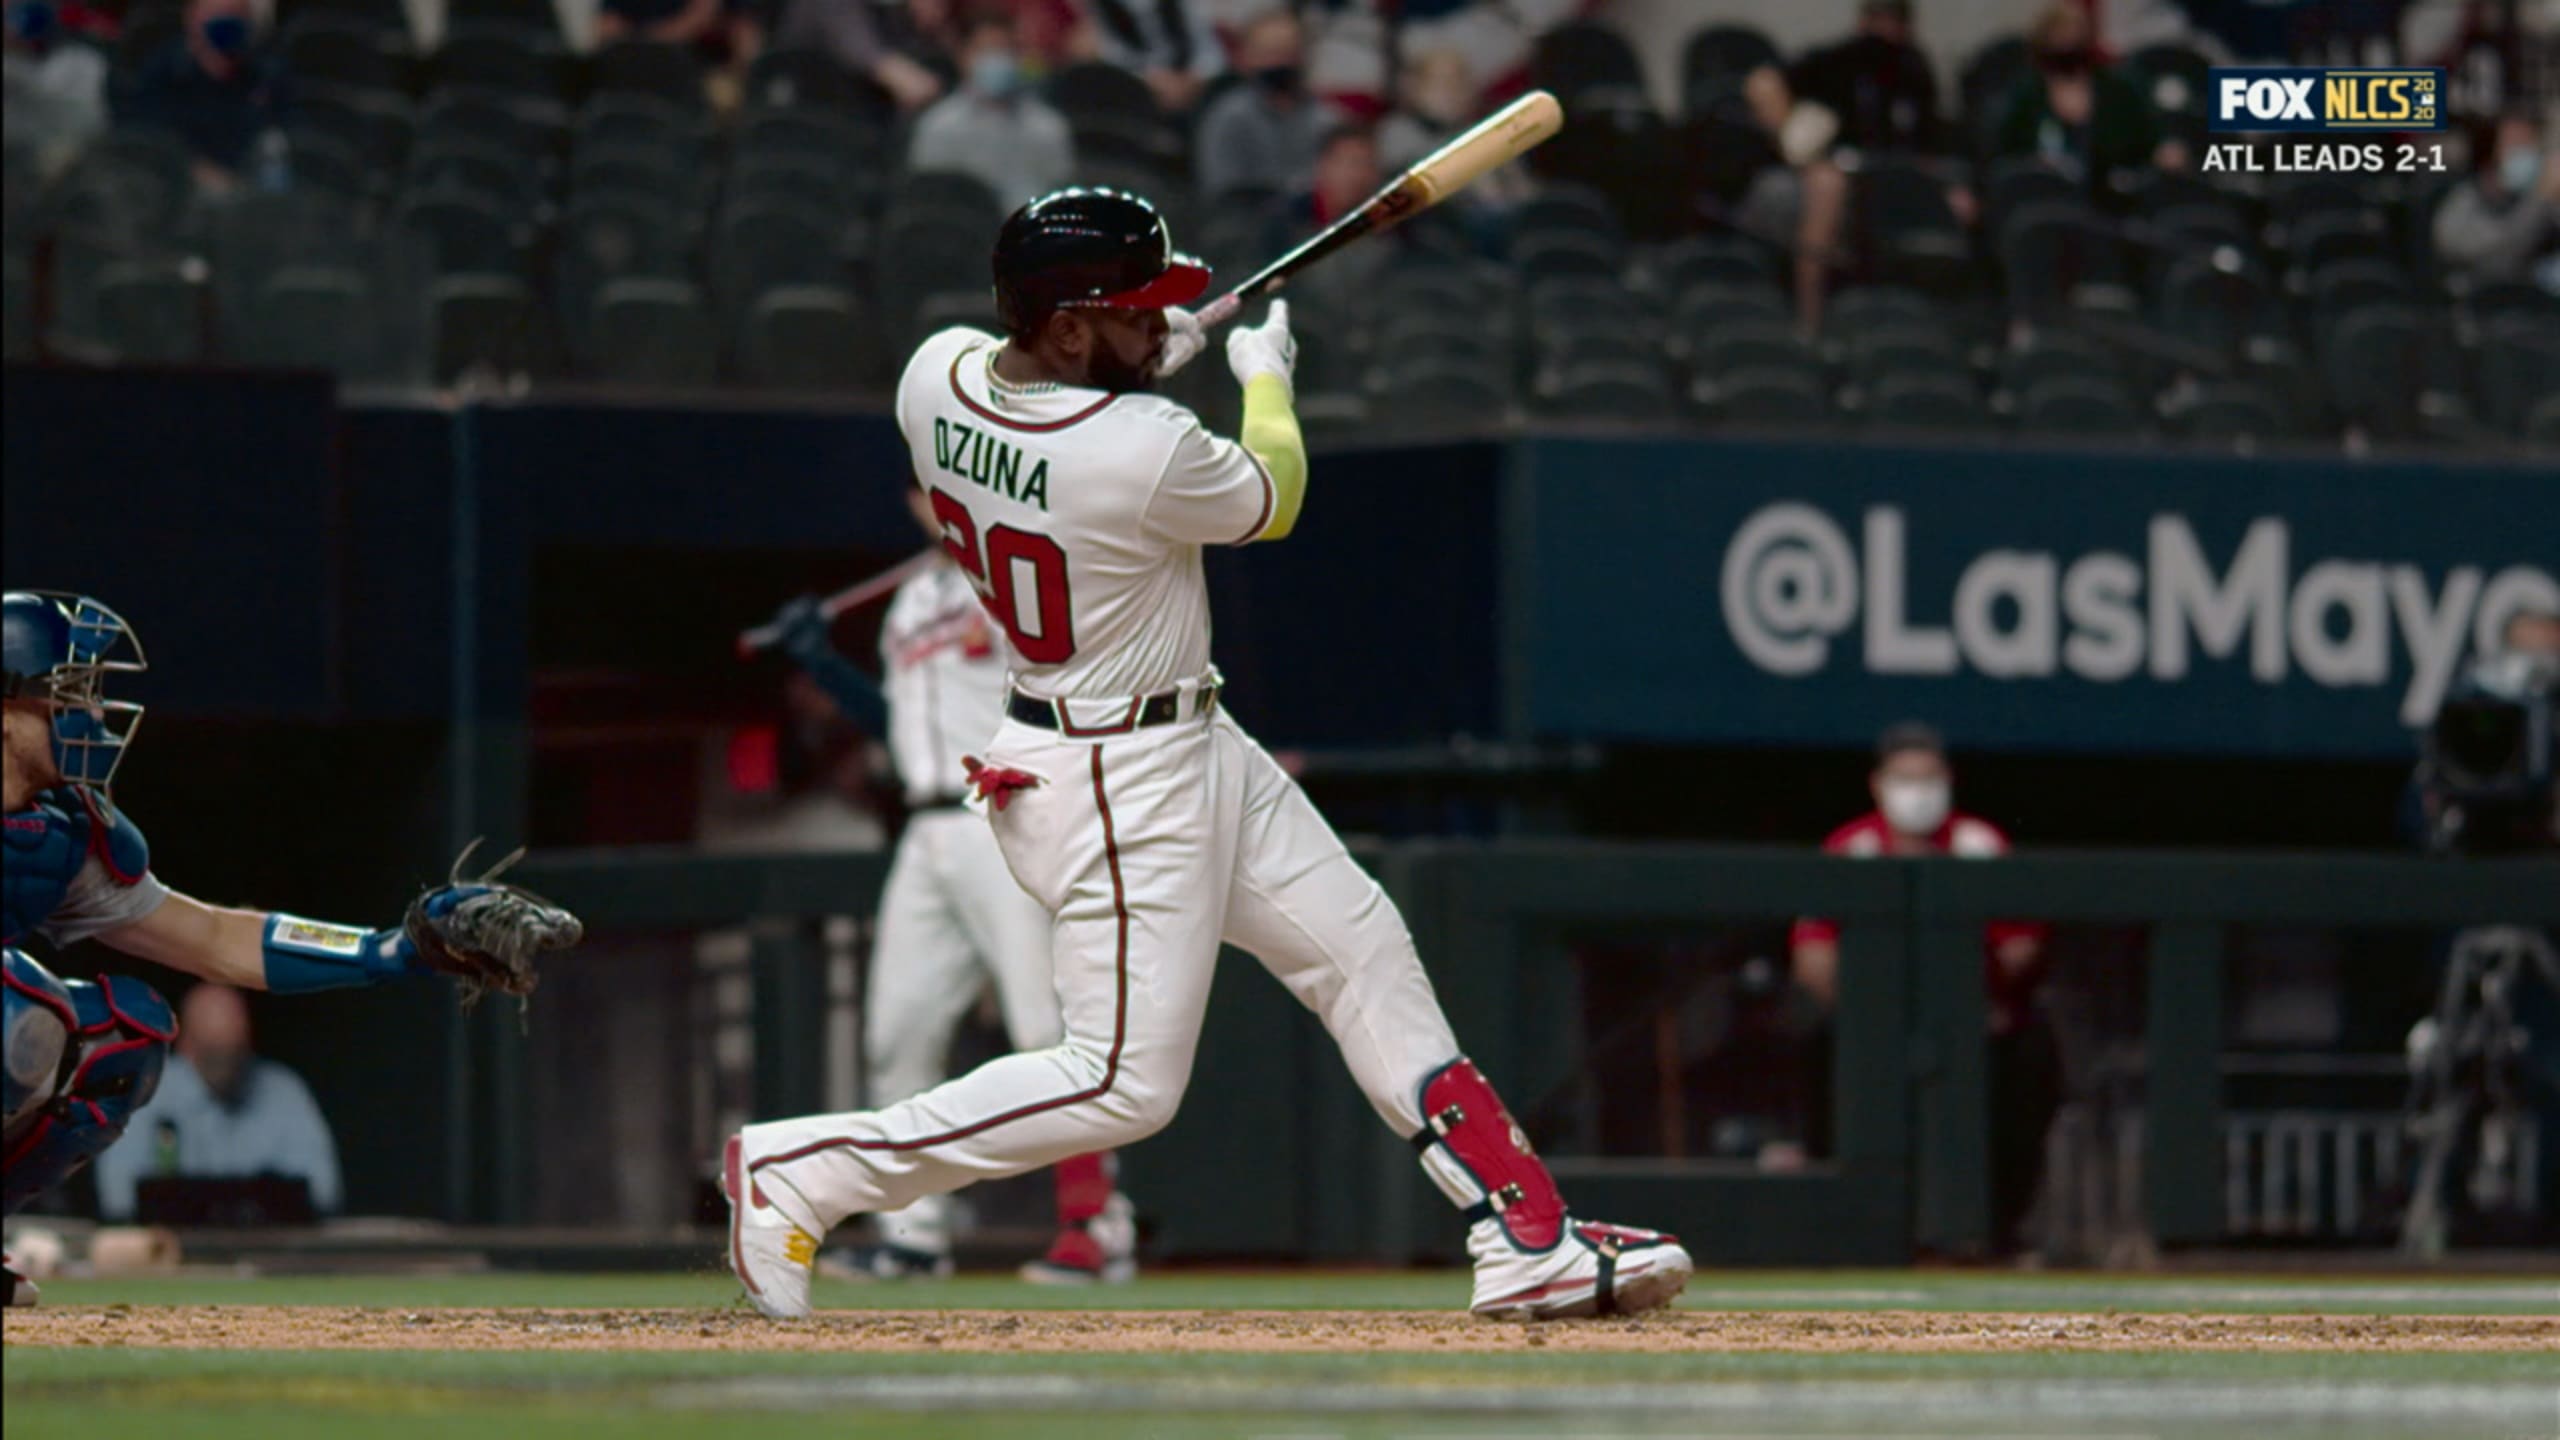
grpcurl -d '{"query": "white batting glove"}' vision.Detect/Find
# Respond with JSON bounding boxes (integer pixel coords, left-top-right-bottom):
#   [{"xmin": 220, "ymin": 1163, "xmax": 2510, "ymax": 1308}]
[
  {"xmin": 1158, "ymin": 305, "xmax": 1206, "ymax": 377},
  {"xmin": 1225, "ymin": 300, "xmax": 1296, "ymax": 395}
]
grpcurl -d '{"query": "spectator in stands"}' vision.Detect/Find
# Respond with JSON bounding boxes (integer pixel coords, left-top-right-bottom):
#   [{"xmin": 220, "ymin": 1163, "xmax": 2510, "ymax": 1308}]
[
  {"xmin": 1071, "ymin": 0, "xmax": 1223, "ymax": 114},
  {"xmin": 1194, "ymin": 6, "xmax": 1337, "ymax": 200},
  {"xmin": 907, "ymin": 7, "xmax": 1074, "ymax": 207},
  {"xmin": 1788, "ymin": 0, "xmax": 1945, "ymax": 154},
  {"xmin": 1790, "ymin": 722, "xmax": 2057, "ymax": 1254},
  {"xmin": 1264, "ymin": 120, "xmax": 1389, "ymax": 310},
  {"xmin": 116, "ymin": 0, "xmax": 287, "ymax": 189},
  {"xmin": 2432, "ymin": 110, "xmax": 2559, "ymax": 289},
  {"xmin": 3, "ymin": 0, "xmax": 110, "ymax": 178},
  {"xmin": 1995, "ymin": 0, "xmax": 2188, "ymax": 197},
  {"xmin": 93, "ymin": 985, "xmax": 343, "ymax": 1221},
  {"xmin": 754, "ymin": 0, "xmax": 946, "ymax": 112},
  {"xmin": 1733, "ymin": 1, "xmax": 1975, "ymax": 335}
]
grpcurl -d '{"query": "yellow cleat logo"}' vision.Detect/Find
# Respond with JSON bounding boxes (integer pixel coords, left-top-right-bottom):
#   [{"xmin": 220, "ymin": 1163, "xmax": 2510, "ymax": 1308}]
[{"xmin": 784, "ymin": 1230, "xmax": 818, "ymax": 1268}]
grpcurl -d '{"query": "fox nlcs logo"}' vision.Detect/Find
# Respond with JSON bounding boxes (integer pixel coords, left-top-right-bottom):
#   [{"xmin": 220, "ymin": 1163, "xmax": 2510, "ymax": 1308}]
[{"xmin": 2210, "ymin": 67, "xmax": 2446, "ymax": 132}]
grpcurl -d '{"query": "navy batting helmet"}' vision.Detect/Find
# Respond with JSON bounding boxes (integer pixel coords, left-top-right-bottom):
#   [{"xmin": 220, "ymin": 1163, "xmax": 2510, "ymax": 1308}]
[
  {"xmin": 1, "ymin": 591, "xmax": 147, "ymax": 790},
  {"xmin": 991, "ymin": 188, "xmax": 1210, "ymax": 338}
]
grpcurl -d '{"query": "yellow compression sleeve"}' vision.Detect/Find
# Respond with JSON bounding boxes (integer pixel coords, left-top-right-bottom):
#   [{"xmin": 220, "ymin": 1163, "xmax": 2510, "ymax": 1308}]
[{"xmin": 1240, "ymin": 373, "xmax": 1307, "ymax": 541}]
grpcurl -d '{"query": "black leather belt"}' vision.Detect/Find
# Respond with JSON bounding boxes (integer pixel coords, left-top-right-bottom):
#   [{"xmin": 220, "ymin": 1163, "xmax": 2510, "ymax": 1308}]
[
  {"xmin": 1007, "ymin": 683, "xmax": 1219, "ymax": 736},
  {"xmin": 907, "ymin": 793, "xmax": 971, "ymax": 814}
]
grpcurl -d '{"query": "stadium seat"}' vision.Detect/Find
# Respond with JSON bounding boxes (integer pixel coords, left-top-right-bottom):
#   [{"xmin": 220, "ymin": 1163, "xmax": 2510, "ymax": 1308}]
[
  {"xmin": 1511, "ymin": 228, "xmax": 1623, "ymax": 285},
  {"xmin": 1541, "ymin": 360, "xmax": 1673, "ymax": 422},
  {"xmin": 2124, "ymin": 43, "xmax": 2212, "ymax": 126},
  {"xmin": 1996, "ymin": 330, "xmax": 2122, "ymax": 397},
  {"xmin": 282, "ymin": 0, "xmax": 410, "ymax": 36},
  {"xmin": 2171, "ymin": 379, "xmax": 2291, "ymax": 449},
  {"xmin": 2306, "ymin": 258, "xmax": 2413, "ymax": 324},
  {"xmin": 889, "ymin": 170, "xmax": 1007, "ymax": 230},
  {"xmin": 1526, "ymin": 88, "xmax": 1678, "ymax": 240},
  {"xmin": 426, "ymin": 272, "xmax": 555, "ymax": 381},
  {"xmin": 1656, "ymin": 235, "xmax": 1780, "ymax": 297},
  {"xmin": 1852, "ymin": 155, "xmax": 1972, "ymax": 294},
  {"xmin": 420, "ymin": 91, "xmax": 566, "ymax": 156},
  {"xmin": 281, "ymin": 17, "xmax": 412, "ymax": 92},
  {"xmin": 209, "ymin": 188, "xmax": 363, "ymax": 338},
  {"xmin": 239, "ymin": 265, "xmax": 377, "ymax": 374},
  {"xmin": 1373, "ymin": 320, "xmax": 1505, "ymax": 383},
  {"xmin": 1999, "ymin": 202, "xmax": 2134, "ymax": 318},
  {"xmin": 94, "ymin": 258, "xmax": 207, "ymax": 364},
  {"xmin": 738, "ymin": 284, "xmax": 884, "ymax": 389},
  {"xmin": 581, "ymin": 94, "xmax": 708, "ymax": 161},
  {"xmin": 711, "ymin": 201, "xmax": 846, "ymax": 317},
  {"xmin": 730, "ymin": 154, "xmax": 866, "ymax": 220},
  {"xmin": 2476, "ymin": 315, "xmax": 2560, "ymax": 435},
  {"xmin": 1981, "ymin": 157, "xmax": 2079, "ymax": 236},
  {"xmin": 1047, "ymin": 61, "xmax": 1161, "ymax": 124},
  {"xmin": 277, "ymin": 129, "xmax": 373, "ymax": 204},
  {"xmin": 429, "ymin": 30, "xmax": 560, "ymax": 99},
  {"xmin": 734, "ymin": 106, "xmax": 878, "ymax": 175},
  {"xmin": 407, "ymin": 138, "xmax": 546, "ymax": 214},
  {"xmin": 1864, "ymin": 371, "xmax": 1987, "ymax": 430},
  {"xmin": 2155, "ymin": 253, "xmax": 2282, "ymax": 362},
  {"xmin": 1699, "ymin": 363, "xmax": 1829, "ymax": 426},
  {"xmin": 2319, "ymin": 303, "xmax": 2441, "ymax": 442},
  {"xmin": 1689, "ymin": 318, "xmax": 1817, "ymax": 384},
  {"xmin": 1374, "ymin": 357, "xmax": 1512, "ymax": 431},
  {"xmin": 1846, "ymin": 322, "xmax": 1965, "ymax": 386},
  {"xmin": 2016, "ymin": 374, "xmax": 2142, "ymax": 437},
  {"xmin": 1513, "ymin": 184, "xmax": 1626, "ymax": 248},
  {"xmin": 391, "ymin": 190, "xmax": 526, "ymax": 277},
  {"xmin": 590, "ymin": 40, "xmax": 705, "ymax": 110},
  {"xmin": 908, "ymin": 287, "xmax": 1002, "ymax": 349},
  {"xmin": 743, "ymin": 47, "xmax": 891, "ymax": 121},
  {"xmin": 555, "ymin": 193, "xmax": 691, "ymax": 352},
  {"xmin": 582, "ymin": 277, "xmax": 717, "ymax": 384},
  {"xmin": 2525, "ymin": 393, "xmax": 2560, "ymax": 451},
  {"xmin": 1958, "ymin": 35, "xmax": 2033, "ymax": 156},
  {"xmin": 2286, "ymin": 209, "xmax": 2392, "ymax": 278},
  {"xmin": 1669, "ymin": 284, "xmax": 1790, "ymax": 357},
  {"xmin": 569, "ymin": 144, "xmax": 696, "ymax": 213},
  {"xmin": 294, "ymin": 82, "xmax": 417, "ymax": 168}
]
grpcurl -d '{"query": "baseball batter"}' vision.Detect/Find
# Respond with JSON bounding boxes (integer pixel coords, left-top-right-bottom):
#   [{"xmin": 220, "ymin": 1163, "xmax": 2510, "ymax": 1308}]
[
  {"xmin": 2, "ymin": 591, "xmax": 579, "ymax": 1306},
  {"xmin": 726, "ymin": 189, "xmax": 1691, "ymax": 1321},
  {"xmin": 762, "ymin": 509, "xmax": 1136, "ymax": 1283}
]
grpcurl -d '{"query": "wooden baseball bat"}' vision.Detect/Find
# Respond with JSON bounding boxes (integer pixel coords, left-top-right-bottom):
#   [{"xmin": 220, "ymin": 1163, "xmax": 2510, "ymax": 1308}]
[
  {"xmin": 735, "ymin": 548, "xmax": 940, "ymax": 659},
  {"xmin": 1193, "ymin": 90, "xmax": 1565, "ymax": 329}
]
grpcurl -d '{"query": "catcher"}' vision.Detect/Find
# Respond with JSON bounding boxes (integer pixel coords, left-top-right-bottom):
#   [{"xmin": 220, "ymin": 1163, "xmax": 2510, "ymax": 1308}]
[{"xmin": 1, "ymin": 591, "xmax": 581, "ymax": 1305}]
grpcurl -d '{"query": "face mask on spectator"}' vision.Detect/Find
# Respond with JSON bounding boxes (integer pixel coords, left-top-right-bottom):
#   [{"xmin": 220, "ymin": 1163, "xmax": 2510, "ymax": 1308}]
[
  {"xmin": 7, "ymin": 0, "xmax": 56, "ymax": 43},
  {"xmin": 969, "ymin": 51, "xmax": 1020, "ymax": 98},
  {"xmin": 1878, "ymin": 778, "xmax": 1951, "ymax": 836},
  {"xmin": 1253, "ymin": 65, "xmax": 1303, "ymax": 98},
  {"xmin": 201, "ymin": 14, "xmax": 252, "ymax": 57},
  {"xmin": 2500, "ymin": 147, "xmax": 2540, "ymax": 195}
]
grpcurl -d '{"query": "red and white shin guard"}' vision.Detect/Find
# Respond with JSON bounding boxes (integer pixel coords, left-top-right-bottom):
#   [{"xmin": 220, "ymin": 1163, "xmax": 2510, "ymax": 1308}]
[
  {"xmin": 1020, "ymin": 1151, "xmax": 1137, "ymax": 1284},
  {"xmin": 1409, "ymin": 1058, "xmax": 1694, "ymax": 1320}
]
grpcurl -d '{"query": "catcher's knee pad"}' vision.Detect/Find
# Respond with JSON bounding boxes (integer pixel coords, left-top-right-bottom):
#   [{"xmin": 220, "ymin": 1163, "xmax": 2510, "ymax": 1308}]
[
  {"xmin": 3, "ymin": 954, "xmax": 171, "ymax": 1215},
  {"xmin": 1408, "ymin": 1057, "xmax": 1567, "ymax": 1251}
]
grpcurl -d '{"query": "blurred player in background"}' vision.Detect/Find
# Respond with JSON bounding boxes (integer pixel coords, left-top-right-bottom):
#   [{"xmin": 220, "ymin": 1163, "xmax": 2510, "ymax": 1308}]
[
  {"xmin": 725, "ymin": 189, "xmax": 1693, "ymax": 1322},
  {"xmin": 3, "ymin": 591, "xmax": 569, "ymax": 1305},
  {"xmin": 761, "ymin": 498, "xmax": 1137, "ymax": 1285}
]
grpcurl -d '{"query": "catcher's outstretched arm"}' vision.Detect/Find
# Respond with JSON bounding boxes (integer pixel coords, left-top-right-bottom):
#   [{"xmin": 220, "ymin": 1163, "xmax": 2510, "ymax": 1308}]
[{"xmin": 101, "ymin": 889, "xmax": 432, "ymax": 993}]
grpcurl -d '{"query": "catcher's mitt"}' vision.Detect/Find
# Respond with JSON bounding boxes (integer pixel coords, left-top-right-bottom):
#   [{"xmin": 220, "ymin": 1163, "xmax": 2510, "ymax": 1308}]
[{"xmin": 405, "ymin": 838, "xmax": 583, "ymax": 1015}]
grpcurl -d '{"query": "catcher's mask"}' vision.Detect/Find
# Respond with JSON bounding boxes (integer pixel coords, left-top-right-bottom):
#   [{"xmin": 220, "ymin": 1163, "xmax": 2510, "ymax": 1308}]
[{"xmin": 2, "ymin": 590, "xmax": 146, "ymax": 792}]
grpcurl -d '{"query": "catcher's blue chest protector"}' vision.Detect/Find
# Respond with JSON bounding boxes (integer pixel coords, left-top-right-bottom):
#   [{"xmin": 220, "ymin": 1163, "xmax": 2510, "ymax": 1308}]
[
  {"xmin": 3, "ymin": 791, "xmax": 167, "ymax": 1215},
  {"xmin": 2, "ymin": 786, "xmax": 150, "ymax": 948}
]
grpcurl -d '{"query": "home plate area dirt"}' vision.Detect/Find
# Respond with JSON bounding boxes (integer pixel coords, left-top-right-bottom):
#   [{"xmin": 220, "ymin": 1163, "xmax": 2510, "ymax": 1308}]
[{"xmin": 5, "ymin": 1308, "xmax": 2549, "ymax": 1354}]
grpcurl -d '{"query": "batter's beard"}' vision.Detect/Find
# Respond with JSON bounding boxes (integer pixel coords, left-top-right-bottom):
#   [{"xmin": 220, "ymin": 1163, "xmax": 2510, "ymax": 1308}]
[{"xmin": 1087, "ymin": 349, "xmax": 1159, "ymax": 394}]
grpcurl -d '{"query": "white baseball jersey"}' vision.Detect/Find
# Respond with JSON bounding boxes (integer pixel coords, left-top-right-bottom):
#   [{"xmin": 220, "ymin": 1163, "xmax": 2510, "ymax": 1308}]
[
  {"xmin": 879, "ymin": 560, "xmax": 1012, "ymax": 804},
  {"xmin": 747, "ymin": 325, "xmax": 1473, "ymax": 1242},
  {"xmin": 888, "ymin": 327, "xmax": 1277, "ymax": 702}
]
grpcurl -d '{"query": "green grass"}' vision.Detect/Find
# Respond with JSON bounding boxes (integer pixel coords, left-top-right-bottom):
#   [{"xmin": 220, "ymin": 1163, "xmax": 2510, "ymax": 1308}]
[
  {"xmin": 28, "ymin": 1267, "xmax": 2560, "ymax": 1314},
  {"xmin": 7, "ymin": 1271, "xmax": 2555, "ymax": 1440}
]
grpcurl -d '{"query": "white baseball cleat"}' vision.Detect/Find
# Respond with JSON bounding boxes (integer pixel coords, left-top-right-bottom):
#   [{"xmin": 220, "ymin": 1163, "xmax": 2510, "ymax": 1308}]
[
  {"xmin": 723, "ymin": 1133, "xmax": 821, "ymax": 1320},
  {"xmin": 1466, "ymin": 1217, "xmax": 1692, "ymax": 1321},
  {"xmin": 4, "ymin": 1254, "xmax": 38, "ymax": 1309},
  {"xmin": 1017, "ymin": 1191, "xmax": 1139, "ymax": 1285}
]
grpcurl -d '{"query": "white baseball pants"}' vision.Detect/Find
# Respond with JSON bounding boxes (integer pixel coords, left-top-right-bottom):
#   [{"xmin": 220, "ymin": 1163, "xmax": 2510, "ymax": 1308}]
[{"xmin": 742, "ymin": 705, "xmax": 1461, "ymax": 1232}]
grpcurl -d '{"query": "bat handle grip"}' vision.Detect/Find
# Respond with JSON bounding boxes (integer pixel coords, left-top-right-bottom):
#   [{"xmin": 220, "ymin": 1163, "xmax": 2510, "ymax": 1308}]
[
  {"xmin": 1193, "ymin": 292, "xmax": 1243, "ymax": 330},
  {"xmin": 736, "ymin": 625, "xmax": 779, "ymax": 660}
]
